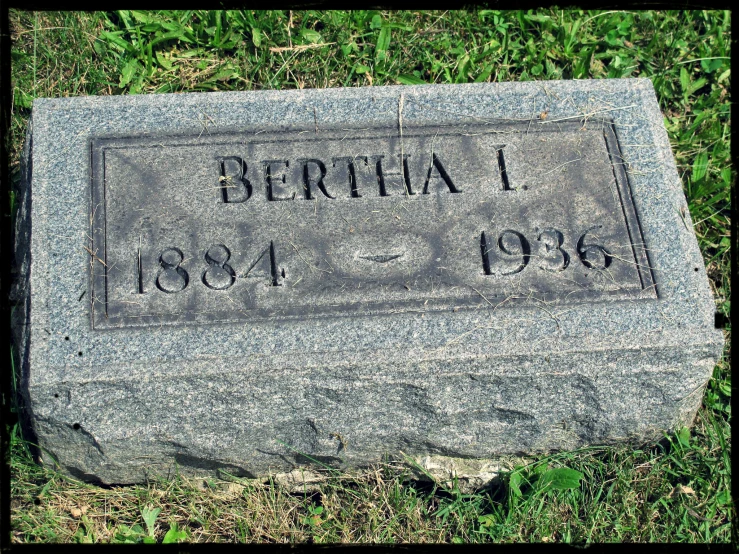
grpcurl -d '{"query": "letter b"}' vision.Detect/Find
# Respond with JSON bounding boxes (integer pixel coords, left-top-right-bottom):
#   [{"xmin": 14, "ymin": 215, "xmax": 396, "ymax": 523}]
[{"xmin": 218, "ymin": 157, "xmax": 252, "ymax": 203}]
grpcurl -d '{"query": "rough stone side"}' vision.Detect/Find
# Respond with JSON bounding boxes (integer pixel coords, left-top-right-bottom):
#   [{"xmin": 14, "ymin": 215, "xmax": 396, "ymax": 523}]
[
  {"xmin": 29, "ymin": 343, "xmax": 715, "ymax": 485},
  {"xmin": 10, "ymin": 117, "xmax": 38, "ymax": 457}
]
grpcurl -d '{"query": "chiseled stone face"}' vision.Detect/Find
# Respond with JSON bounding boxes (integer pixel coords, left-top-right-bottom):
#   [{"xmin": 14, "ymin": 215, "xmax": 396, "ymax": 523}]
[
  {"xmin": 91, "ymin": 120, "xmax": 654, "ymax": 328},
  {"xmin": 12, "ymin": 80, "xmax": 723, "ymax": 484}
]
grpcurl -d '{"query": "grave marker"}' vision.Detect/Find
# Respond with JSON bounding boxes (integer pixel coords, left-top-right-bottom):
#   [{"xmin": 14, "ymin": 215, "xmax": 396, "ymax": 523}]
[{"xmin": 12, "ymin": 80, "xmax": 724, "ymax": 484}]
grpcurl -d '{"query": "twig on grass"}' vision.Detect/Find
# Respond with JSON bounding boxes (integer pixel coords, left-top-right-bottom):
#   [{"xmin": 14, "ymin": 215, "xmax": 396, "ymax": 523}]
[{"xmin": 269, "ymin": 43, "xmax": 336, "ymax": 53}]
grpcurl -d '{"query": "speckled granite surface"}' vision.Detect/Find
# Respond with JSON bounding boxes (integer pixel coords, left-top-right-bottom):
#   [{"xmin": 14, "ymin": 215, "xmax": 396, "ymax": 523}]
[{"xmin": 11, "ymin": 79, "xmax": 723, "ymax": 484}]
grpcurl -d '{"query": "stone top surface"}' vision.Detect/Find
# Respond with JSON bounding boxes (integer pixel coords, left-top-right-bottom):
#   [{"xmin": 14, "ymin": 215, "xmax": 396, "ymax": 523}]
[{"xmin": 24, "ymin": 79, "xmax": 723, "ymax": 386}]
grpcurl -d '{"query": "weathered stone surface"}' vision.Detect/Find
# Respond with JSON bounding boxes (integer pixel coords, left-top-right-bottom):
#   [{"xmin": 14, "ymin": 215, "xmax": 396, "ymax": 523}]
[
  {"xmin": 12, "ymin": 79, "xmax": 723, "ymax": 484},
  {"xmin": 90, "ymin": 120, "xmax": 652, "ymax": 328}
]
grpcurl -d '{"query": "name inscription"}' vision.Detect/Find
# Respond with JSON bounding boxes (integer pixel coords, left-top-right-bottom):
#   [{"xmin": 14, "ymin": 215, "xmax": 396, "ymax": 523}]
[{"xmin": 90, "ymin": 120, "xmax": 655, "ymax": 328}]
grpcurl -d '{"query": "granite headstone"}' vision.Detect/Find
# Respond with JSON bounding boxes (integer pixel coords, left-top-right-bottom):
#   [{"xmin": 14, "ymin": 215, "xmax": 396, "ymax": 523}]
[{"xmin": 11, "ymin": 79, "xmax": 724, "ymax": 484}]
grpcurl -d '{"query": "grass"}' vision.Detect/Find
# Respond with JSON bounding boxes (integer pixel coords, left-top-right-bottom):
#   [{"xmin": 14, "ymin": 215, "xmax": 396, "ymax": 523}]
[{"xmin": 8, "ymin": 10, "xmax": 731, "ymax": 543}]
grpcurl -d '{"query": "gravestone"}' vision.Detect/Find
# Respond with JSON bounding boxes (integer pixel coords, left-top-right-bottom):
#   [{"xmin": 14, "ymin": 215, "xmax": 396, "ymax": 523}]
[{"xmin": 12, "ymin": 79, "xmax": 723, "ymax": 484}]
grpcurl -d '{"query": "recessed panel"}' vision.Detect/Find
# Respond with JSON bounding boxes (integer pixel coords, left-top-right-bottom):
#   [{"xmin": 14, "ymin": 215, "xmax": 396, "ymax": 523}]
[{"xmin": 90, "ymin": 120, "xmax": 655, "ymax": 328}]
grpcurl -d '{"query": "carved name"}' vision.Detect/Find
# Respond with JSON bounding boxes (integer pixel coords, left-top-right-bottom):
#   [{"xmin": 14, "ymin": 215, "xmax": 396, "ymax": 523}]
[{"xmin": 218, "ymin": 152, "xmax": 459, "ymax": 203}]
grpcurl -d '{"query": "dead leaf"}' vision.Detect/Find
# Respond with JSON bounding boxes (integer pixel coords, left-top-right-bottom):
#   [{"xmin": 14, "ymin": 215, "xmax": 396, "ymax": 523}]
[{"xmin": 677, "ymin": 484, "xmax": 696, "ymax": 496}]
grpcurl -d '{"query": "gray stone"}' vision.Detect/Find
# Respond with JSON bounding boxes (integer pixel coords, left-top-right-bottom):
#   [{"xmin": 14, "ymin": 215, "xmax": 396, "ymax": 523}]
[{"xmin": 12, "ymin": 79, "xmax": 723, "ymax": 485}]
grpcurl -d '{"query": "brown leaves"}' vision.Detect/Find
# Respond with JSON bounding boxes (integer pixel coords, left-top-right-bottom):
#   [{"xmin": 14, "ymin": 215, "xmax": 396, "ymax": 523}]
[{"xmin": 70, "ymin": 505, "xmax": 89, "ymax": 518}]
